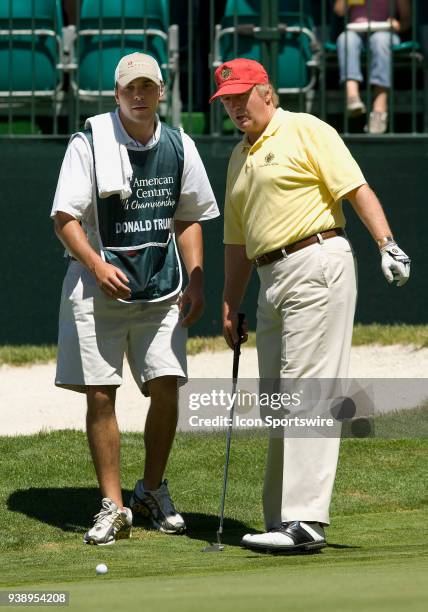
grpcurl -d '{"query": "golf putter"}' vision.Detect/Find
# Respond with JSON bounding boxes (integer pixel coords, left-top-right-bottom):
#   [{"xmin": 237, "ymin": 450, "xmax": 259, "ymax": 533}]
[{"xmin": 203, "ymin": 312, "xmax": 245, "ymax": 552}]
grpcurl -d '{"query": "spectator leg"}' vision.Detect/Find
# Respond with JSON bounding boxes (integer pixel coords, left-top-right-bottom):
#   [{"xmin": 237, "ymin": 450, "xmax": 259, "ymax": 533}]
[
  {"xmin": 372, "ymin": 85, "xmax": 388, "ymax": 113},
  {"xmin": 337, "ymin": 29, "xmax": 364, "ymax": 100},
  {"xmin": 369, "ymin": 31, "xmax": 400, "ymax": 112}
]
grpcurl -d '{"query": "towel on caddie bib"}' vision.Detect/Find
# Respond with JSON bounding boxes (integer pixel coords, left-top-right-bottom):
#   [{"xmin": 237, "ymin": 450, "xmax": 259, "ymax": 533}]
[{"xmin": 85, "ymin": 112, "xmax": 133, "ymax": 200}]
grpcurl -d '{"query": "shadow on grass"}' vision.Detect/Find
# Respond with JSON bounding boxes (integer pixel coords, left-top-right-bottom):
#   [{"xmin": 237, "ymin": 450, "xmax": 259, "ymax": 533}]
[
  {"xmin": 7, "ymin": 487, "xmax": 109, "ymax": 532},
  {"xmin": 181, "ymin": 513, "xmax": 252, "ymax": 548},
  {"xmin": 7, "ymin": 488, "xmax": 252, "ymax": 547},
  {"xmin": 7, "ymin": 488, "xmax": 360, "ymax": 552}
]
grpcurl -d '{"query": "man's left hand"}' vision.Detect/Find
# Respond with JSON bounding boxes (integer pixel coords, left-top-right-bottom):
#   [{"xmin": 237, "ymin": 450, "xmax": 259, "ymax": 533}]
[
  {"xmin": 380, "ymin": 242, "xmax": 411, "ymax": 287},
  {"xmin": 179, "ymin": 283, "xmax": 205, "ymax": 327}
]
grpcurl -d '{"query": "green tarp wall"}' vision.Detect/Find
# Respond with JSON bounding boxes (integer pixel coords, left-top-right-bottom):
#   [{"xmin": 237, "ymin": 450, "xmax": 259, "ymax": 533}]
[{"xmin": 1, "ymin": 135, "xmax": 426, "ymax": 344}]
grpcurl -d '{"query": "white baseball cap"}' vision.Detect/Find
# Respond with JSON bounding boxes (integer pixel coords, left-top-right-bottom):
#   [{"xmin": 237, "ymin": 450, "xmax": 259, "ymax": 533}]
[{"xmin": 114, "ymin": 52, "xmax": 163, "ymax": 87}]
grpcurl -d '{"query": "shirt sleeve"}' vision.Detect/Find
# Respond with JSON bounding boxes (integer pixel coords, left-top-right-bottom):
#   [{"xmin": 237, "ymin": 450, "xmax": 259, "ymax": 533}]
[
  {"xmin": 174, "ymin": 132, "xmax": 220, "ymax": 222},
  {"xmin": 305, "ymin": 117, "xmax": 367, "ymax": 201},
  {"xmin": 50, "ymin": 133, "xmax": 94, "ymax": 220}
]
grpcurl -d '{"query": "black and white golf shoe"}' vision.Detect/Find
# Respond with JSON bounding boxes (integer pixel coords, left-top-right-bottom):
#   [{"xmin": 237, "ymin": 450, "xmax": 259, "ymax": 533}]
[
  {"xmin": 130, "ymin": 479, "xmax": 186, "ymax": 534},
  {"xmin": 241, "ymin": 521, "xmax": 326, "ymax": 553}
]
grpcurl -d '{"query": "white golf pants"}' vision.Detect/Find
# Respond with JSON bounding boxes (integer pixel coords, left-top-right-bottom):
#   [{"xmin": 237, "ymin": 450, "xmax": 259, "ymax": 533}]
[{"xmin": 256, "ymin": 235, "xmax": 357, "ymax": 527}]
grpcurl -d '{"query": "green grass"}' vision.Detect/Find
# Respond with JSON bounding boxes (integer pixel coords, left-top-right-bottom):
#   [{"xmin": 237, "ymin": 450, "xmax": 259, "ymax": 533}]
[
  {"xmin": 0, "ymin": 430, "xmax": 427, "ymax": 611},
  {"xmin": 0, "ymin": 345, "xmax": 58, "ymax": 366},
  {"xmin": 1, "ymin": 324, "xmax": 428, "ymax": 366},
  {"xmin": 370, "ymin": 406, "xmax": 428, "ymax": 439},
  {"xmin": 351, "ymin": 324, "xmax": 428, "ymax": 348},
  {"xmin": 15, "ymin": 560, "xmax": 428, "ymax": 612}
]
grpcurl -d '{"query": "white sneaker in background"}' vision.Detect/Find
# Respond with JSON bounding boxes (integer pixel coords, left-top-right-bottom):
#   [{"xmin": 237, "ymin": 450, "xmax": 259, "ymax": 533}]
[
  {"xmin": 130, "ymin": 479, "xmax": 186, "ymax": 534},
  {"xmin": 367, "ymin": 111, "xmax": 388, "ymax": 134},
  {"xmin": 347, "ymin": 96, "xmax": 366, "ymax": 117}
]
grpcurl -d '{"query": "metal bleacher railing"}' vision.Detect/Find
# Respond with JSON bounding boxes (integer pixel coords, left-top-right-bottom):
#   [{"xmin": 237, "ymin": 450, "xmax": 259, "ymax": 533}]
[
  {"xmin": 0, "ymin": 0, "xmax": 181, "ymax": 135},
  {"xmin": 209, "ymin": 0, "xmax": 426, "ymax": 136},
  {"xmin": 0, "ymin": 0, "xmax": 426, "ymax": 137},
  {"xmin": 73, "ymin": 0, "xmax": 180, "ymax": 127}
]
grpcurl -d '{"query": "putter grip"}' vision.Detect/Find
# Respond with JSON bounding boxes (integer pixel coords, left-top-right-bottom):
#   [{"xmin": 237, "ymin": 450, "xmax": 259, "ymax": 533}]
[
  {"xmin": 233, "ymin": 312, "xmax": 245, "ymax": 380},
  {"xmin": 237, "ymin": 312, "xmax": 245, "ymax": 340}
]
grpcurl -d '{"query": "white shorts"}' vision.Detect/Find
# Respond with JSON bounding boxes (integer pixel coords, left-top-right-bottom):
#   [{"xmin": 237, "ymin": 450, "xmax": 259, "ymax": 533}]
[{"xmin": 55, "ymin": 261, "xmax": 187, "ymax": 395}]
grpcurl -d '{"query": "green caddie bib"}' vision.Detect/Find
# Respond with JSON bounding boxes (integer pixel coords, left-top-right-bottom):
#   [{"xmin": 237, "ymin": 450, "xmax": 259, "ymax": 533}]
[{"xmin": 83, "ymin": 123, "xmax": 184, "ymax": 302}]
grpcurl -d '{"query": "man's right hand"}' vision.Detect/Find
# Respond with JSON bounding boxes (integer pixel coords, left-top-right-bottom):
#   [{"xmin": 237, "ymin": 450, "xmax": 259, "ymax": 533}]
[
  {"xmin": 53, "ymin": 213, "xmax": 131, "ymax": 300},
  {"xmin": 223, "ymin": 308, "xmax": 248, "ymax": 350},
  {"xmin": 93, "ymin": 260, "xmax": 131, "ymax": 299}
]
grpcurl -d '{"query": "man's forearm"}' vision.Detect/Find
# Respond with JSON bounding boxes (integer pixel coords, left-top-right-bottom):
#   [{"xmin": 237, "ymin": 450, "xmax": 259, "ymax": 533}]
[
  {"xmin": 222, "ymin": 244, "xmax": 252, "ymax": 348},
  {"xmin": 54, "ymin": 212, "xmax": 103, "ymax": 273},
  {"xmin": 223, "ymin": 244, "xmax": 253, "ymax": 311},
  {"xmin": 175, "ymin": 220, "xmax": 204, "ymax": 285},
  {"xmin": 54, "ymin": 211, "xmax": 132, "ymax": 299},
  {"xmin": 346, "ymin": 184, "xmax": 410, "ymax": 287},
  {"xmin": 346, "ymin": 183, "xmax": 394, "ymax": 246},
  {"xmin": 175, "ymin": 220, "xmax": 205, "ymax": 326}
]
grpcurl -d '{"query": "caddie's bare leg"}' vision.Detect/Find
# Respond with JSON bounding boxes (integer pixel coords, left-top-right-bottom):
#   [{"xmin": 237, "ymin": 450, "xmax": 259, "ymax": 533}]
[
  {"xmin": 143, "ymin": 376, "xmax": 178, "ymax": 490},
  {"xmin": 86, "ymin": 386, "xmax": 123, "ymax": 509},
  {"xmin": 129, "ymin": 375, "xmax": 185, "ymax": 534}
]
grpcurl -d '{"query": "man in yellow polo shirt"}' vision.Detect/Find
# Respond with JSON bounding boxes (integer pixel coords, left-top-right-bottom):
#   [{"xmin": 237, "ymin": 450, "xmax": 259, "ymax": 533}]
[{"xmin": 210, "ymin": 58, "xmax": 410, "ymax": 553}]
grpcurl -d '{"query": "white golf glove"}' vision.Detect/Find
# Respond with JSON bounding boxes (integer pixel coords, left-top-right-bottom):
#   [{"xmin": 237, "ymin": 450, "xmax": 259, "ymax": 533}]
[{"xmin": 380, "ymin": 242, "xmax": 411, "ymax": 287}]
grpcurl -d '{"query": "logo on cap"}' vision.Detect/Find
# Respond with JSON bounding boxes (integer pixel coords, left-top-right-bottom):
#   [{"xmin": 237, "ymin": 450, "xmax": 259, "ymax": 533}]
[
  {"xmin": 221, "ymin": 67, "xmax": 232, "ymax": 80},
  {"xmin": 265, "ymin": 152, "xmax": 275, "ymax": 164}
]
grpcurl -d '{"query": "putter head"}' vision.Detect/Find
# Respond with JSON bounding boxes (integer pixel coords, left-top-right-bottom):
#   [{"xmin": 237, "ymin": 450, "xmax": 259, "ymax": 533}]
[
  {"xmin": 202, "ymin": 530, "xmax": 224, "ymax": 552},
  {"xmin": 202, "ymin": 542, "xmax": 224, "ymax": 552}
]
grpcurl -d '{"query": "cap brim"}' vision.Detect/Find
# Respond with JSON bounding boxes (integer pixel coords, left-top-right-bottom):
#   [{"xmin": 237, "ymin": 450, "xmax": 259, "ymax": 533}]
[
  {"xmin": 209, "ymin": 82, "xmax": 254, "ymax": 104},
  {"xmin": 117, "ymin": 74, "xmax": 161, "ymax": 88}
]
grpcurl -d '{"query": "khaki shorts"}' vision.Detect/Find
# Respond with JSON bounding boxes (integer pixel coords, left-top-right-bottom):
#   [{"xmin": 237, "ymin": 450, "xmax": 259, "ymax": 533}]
[{"xmin": 55, "ymin": 261, "xmax": 187, "ymax": 395}]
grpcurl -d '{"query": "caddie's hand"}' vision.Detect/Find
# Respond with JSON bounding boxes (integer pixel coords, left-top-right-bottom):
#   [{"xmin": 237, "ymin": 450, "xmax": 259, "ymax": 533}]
[
  {"xmin": 179, "ymin": 283, "xmax": 205, "ymax": 327},
  {"xmin": 93, "ymin": 260, "xmax": 131, "ymax": 299},
  {"xmin": 223, "ymin": 310, "xmax": 248, "ymax": 350},
  {"xmin": 380, "ymin": 242, "xmax": 411, "ymax": 287}
]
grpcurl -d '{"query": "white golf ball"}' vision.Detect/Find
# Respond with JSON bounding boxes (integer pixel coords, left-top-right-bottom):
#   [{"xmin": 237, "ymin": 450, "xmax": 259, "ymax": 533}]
[{"xmin": 96, "ymin": 563, "xmax": 108, "ymax": 575}]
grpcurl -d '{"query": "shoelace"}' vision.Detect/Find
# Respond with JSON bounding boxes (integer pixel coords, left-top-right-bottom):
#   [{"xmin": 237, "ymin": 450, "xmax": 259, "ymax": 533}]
[
  {"xmin": 93, "ymin": 502, "xmax": 120, "ymax": 528},
  {"xmin": 269, "ymin": 522, "xmax": 291, "ymax": 533}
]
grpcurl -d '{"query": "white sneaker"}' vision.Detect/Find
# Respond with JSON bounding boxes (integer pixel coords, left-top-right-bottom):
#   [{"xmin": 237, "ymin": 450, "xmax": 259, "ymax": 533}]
[
  {"xmin": 366, "ymin": 111, "xmax": 388, "ymax": 134},
  {"xmin": 347, "ymin": 96, "xmax": 366, "ymax": 117},
  {"xmin": 241, "ymin": 521, "xmax": 326, "ymax": 552},
  {"xmin": 83, "ymin": 498, "xmax": 132, "ymax": 546},
  {"xmin": 129, "ymin": 479, "xmax": 186, "ymax": 534}
]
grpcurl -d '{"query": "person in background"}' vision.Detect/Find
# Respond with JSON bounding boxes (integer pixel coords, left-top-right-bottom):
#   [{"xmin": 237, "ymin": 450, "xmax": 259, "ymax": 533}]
[{"xmin": 334, "ymin": 0, "xmax": 411, "ymax": 134}]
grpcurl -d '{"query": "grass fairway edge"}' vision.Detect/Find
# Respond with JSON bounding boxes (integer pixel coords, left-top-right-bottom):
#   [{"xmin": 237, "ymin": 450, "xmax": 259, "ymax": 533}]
[{"xmin": 7, "ymin": 556, "xmax": 428, "ymax": 612}]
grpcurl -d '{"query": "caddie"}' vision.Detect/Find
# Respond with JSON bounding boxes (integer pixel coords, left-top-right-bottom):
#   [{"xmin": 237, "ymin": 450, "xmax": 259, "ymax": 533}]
[
  {"xmin": 210, "ymin": 57, "xmax": 410, "ymax": 553},
  {"xmin": 51, "ymin": 52, "xmax": 219, "ymax": 545}
]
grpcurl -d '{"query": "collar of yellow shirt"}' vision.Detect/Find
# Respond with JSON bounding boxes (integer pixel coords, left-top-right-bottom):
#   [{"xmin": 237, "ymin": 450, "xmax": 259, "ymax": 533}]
[{"xmin": 241, "ymin": 108, "xmax": 285, "ymax": 153}]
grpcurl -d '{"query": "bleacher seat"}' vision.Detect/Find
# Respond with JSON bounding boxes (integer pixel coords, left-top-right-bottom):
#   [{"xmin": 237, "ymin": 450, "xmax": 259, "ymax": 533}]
[
  {"xmin": 75, "ymin": 0, "xmax": 180, "ymax": 125},
  {"xmin": 214, "ymin": 0, "xmax": 320, "ymax": 114},
  {"xmin": 0, "ymin": 0, "xmax": 63, "ymax": 96}
]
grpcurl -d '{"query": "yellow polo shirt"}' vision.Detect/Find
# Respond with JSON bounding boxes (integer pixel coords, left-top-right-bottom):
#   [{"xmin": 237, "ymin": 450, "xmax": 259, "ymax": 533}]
[{"xmin": 224, "ymin": 108, "xmax": 366, "ymax": 260}]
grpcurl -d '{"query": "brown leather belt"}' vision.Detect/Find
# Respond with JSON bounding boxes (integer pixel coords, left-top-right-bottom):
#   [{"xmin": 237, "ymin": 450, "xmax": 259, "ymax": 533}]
[{"xmin": 253, "ymin": 228, "xmax": 345, "ymax": 268}]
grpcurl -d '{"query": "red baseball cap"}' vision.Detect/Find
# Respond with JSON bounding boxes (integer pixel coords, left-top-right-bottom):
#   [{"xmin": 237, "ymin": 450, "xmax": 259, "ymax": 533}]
[{"xmin": 209, "ymin": 58, "xmax": 269, "ymax": 103}]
